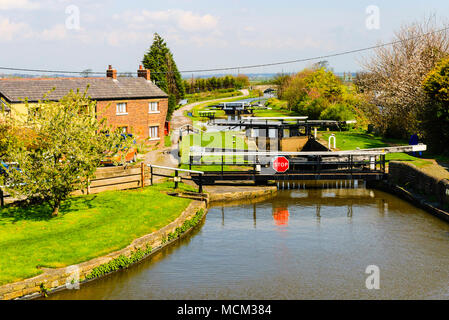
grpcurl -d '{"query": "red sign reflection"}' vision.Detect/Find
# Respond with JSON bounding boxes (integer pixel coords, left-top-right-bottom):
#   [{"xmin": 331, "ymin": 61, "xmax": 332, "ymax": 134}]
[{"xmin": 273, "ymin": 207, "xmax": 289, "ymax": 226}]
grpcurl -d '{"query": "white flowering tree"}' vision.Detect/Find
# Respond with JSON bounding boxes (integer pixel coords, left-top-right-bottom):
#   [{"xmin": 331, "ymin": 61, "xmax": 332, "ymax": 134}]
[{"xmin": 358, "ymin": 17, "xmax": 449, "ymax": 138}]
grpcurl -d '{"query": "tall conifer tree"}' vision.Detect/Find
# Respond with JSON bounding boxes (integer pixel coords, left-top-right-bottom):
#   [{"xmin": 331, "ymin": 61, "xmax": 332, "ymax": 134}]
[{"xmin": 142, "ymin": 33, "xmax": 185, "ymax": 120}]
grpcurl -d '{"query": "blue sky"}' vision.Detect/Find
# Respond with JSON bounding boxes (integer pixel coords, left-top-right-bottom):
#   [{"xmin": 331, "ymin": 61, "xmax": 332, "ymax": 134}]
[{"xmin": 0, "ymin": 0, "xmax": 448, "ymax": 76}]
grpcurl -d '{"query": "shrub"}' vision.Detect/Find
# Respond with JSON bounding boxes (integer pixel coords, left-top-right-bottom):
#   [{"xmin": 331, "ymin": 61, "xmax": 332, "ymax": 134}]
[{"xmin": 320, "ymin": 103, "xmax": 355, "ymax": 121}]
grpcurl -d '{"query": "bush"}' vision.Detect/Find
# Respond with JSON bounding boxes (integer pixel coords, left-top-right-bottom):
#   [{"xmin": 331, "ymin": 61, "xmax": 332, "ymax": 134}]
[{"xmin": 320, "ymin": 103, "xmax": 355, "ymax": 121}]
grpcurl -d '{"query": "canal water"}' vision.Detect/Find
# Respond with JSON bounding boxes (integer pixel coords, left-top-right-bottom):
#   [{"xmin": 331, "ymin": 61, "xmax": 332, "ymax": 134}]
[{"xmin": 48, "ymin": 186, "xmax": 449, "ymax": 299}]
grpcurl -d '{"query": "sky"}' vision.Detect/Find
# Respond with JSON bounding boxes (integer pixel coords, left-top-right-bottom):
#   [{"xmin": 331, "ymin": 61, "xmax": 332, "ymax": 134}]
[{"xmin": 0, "ymin": 0, "xmax": 449, "ymax": 76}]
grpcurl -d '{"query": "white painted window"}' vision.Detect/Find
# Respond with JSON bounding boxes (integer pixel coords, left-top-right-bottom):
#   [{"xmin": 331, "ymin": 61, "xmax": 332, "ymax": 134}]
[
  {"xmin": 149, "ymin": 101, "xmax": 159, "ymax": 113},
  {"xmin": 149, "ymin": 126, "xmax": 159, "ymax": 139},
  {"xmin": 116, "ymin": 102, "xmax": 127, "ymax": 115}
]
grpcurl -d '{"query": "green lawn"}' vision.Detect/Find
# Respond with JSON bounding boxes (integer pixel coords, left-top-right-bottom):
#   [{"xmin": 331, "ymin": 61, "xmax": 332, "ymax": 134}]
[
  {"xmin": 321, "ymin": 131, "xmax": 433, "ymax": 167},
  {"xmin": 0, "ymin": 182, "xmax": 193, "ymax": 285}
]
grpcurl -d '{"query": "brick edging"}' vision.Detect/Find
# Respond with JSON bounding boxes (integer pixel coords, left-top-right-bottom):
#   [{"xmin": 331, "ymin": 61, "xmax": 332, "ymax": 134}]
[{"xmin": 0, "ymin": 200, "xmax": 207, "ymax": 300}]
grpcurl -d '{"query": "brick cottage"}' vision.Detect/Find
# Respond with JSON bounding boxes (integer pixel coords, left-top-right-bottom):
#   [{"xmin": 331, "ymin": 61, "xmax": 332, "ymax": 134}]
[{"xmin": 0, "ymin": 65, "xmax": 169, "ymax": 146}]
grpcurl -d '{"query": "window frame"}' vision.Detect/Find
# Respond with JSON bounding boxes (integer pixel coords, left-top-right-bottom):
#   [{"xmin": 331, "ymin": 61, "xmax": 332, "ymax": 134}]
[
  {"xmin": 116, "ymin": 102, "xmax": 128, "ymax": 115},
  {"xmin": 148, "ymin": 125, "xmax": 160, "ymax": 140},
  {"xmin": 148, "ymin": 101, "xmax": 159, "ymax": 113}
]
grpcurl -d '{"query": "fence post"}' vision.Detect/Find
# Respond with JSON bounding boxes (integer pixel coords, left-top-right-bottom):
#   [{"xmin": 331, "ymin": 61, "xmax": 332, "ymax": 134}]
[
  {"xmin": 174, "ymin": 170, "xmax": 179, "ymax": 189},
  {"xmin": 150, "ymin": 165, "xmax": 153, "ymax": 186},
  {"xmin": 141, "ymin": 162, "xmax": 145, "ymax": 188},
  {"xmin": 0, "ymin": 187, "xmax": 4, "ymax": 208}
]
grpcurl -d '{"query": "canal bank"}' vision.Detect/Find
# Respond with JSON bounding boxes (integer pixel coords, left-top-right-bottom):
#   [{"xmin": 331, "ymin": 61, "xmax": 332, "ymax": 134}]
[{"xmin": 368, "ymin": 161, "xmax": 449, "ymax": 223}]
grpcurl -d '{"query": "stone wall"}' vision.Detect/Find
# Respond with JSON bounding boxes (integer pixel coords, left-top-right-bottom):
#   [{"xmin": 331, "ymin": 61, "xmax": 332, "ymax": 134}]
[
  {"xmin": 207, "ymin": 186, "xmax": 277, "ymax": 203},
  {"xmin": 388, "ymin": 161, "xmax": 449, "ymax": 208},
  {"xmin": 0, "ymin": 201, "xmax": 206, "ymax": 300}
]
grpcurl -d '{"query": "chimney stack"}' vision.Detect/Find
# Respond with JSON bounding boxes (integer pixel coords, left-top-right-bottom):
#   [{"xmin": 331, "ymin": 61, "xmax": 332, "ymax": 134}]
[
  {"xmin": 106, "ymin": 65, "xmax": 117, "ymax": 80},
  {"xmin": 137, "ymin": 65, "xmax": 151, "ymax": 81}
]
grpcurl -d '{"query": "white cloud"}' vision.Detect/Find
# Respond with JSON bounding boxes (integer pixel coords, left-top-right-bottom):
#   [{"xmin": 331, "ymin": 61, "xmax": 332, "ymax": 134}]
[
  {"xmin": 40, "ymin": 24, "xmax": 67, "ymax": 41},
  {"xmin": 0, "ymin": 0, "xmax": 39, "ymax": 10},
  {"xmin": 0, "ymin": 16, "xmax": 32, "ymax": 41},
  {"xmin": 118, "ymin": 9, "xmax": 218, "ymax": 32}
]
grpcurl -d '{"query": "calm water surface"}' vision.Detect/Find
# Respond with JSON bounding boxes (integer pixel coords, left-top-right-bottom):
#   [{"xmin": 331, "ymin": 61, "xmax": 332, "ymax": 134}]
[{"xmin": 48, "ymin": 187, "xmax": 449, "ymax": 299}]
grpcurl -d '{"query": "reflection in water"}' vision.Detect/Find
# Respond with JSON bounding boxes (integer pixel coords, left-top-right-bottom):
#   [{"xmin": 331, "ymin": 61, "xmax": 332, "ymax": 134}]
[
  {"xmin": 47, "ymin": 188, "xmax": 449, "ymax": 300},
  {"xmin": 272, "ymin": 207, "xmax": 289, "ymax": 226}
]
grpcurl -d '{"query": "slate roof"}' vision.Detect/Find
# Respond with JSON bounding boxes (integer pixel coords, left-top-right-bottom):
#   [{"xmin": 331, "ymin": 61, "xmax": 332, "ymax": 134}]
[{"xmin": 0, "ymin": 77, "xmax": 168, "ymax": 103}]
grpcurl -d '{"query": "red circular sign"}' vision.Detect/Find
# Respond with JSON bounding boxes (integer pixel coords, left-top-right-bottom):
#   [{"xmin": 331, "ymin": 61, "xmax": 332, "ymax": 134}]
[{"xmin": 272, "ymin": 156, "xmax": 289, "ymax": 173}]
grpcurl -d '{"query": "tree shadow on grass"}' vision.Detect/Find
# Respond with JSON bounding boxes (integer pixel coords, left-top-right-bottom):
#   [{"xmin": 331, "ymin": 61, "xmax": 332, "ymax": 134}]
[{"xmin": 0, "ymin": 195, "xmax": 98, "ymax": 223}]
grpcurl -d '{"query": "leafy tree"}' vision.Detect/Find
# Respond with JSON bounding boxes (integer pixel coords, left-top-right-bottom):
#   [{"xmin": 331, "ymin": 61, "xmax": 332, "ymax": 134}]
[
  {"xmin": 234, "ymin": 74, "xmax": 250, "ymax": 89},
  {"xmin": 422, "ymin": 56, "xmax": 449, "ymax": 153},
  {"xmin": 280, "ymin": 68, "xmax": 344, "ymax": 114},
  {"xmin": 320, "ymin": 103, "xmax": 355, "ymax": 121},
  {"xmin": 142, "ymin": 33, "xmax": 185, "ymax": 120},
  {"xmin": 3, "ymin": 90, "xmax": 132, "ymax": 216}
]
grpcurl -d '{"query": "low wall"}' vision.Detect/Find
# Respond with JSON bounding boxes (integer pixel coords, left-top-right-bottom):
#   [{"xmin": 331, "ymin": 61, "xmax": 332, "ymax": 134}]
[
  {"xmin": 388, "ymin": 161, "xmax": 449, "ymax": 208},
  {"xmin": 0, "ymin": 200, "xmax": 206, "ymax": 300},
  {"xmin": 207, "ymin": 186, "xmax": 277, "ymax": 203},
  {"xmin": 280, "ymin": 136, "xmax": 308, "ymax": 152}
]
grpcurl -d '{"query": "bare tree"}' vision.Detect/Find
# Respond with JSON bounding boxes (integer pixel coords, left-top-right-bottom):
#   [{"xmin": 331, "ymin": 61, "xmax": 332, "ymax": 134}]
[{"xmin": 359, "ymin": 16, "xmax": 449, "ymax": 138}]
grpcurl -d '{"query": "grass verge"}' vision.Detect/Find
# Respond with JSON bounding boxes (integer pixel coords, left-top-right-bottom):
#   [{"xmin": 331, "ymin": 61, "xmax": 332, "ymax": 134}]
[
  {"xmin": 0, "ymin": 182, "xmax": 193, "ymax": 285},
  {"xmin": 320, "ymin": 131, "xmax": 433, "ymax": 167}
]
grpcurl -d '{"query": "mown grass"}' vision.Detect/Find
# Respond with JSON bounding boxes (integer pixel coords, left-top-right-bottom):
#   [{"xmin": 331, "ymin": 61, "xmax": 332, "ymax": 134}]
[
  {"xmin": 0, "ymin": 182, "xmax": 192, "ymax": 285},
  {"xmin": 320, "ymin": 131, "xmax": 433, "ymax": 167}
]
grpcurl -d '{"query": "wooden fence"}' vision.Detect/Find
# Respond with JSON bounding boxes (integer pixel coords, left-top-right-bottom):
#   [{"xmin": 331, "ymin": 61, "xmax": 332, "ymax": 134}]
[
  {"xmin": 73, "ymin": 163, "xmax": 149, "ymax": 196},
  {"xmin": 1, "ymin": 163, "xmax": 151, "ymax": 206},
  {"xmin": 0, "ymin": 162, "xmax": 208, "ymax": 206}
]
